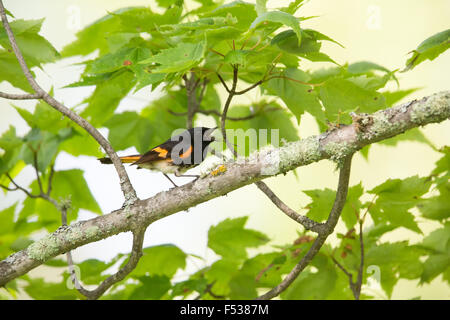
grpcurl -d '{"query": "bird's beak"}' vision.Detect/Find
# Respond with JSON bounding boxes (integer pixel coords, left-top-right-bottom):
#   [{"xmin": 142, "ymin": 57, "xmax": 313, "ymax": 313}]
[{"xmin": 205, "ymin": 127, "xmax": 218, "ymax": 141}]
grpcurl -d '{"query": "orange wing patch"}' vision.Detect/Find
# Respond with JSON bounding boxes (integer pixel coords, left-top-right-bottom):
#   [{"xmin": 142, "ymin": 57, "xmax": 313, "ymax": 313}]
[{"xmin": 152, "ymin": 147, "xmax": 169, "ymax": 158}]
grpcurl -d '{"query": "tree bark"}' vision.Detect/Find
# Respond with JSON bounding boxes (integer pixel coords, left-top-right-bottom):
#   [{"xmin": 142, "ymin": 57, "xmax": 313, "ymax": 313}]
[{"xmin": 0, "ymin": 90, "xmax": 449, "ymax": 286}]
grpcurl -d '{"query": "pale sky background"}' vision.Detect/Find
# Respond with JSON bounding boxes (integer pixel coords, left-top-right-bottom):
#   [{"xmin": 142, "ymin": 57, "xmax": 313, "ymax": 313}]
[{"xmin": 0, "ymin": 0, "xmax": 449, "ymax": 299}]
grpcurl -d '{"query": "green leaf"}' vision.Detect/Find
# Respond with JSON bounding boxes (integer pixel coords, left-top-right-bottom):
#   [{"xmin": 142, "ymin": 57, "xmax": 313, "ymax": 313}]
[
  {"xmin": 228, "ymin": 273, "xmax": 257, "ymax": 299},
  {"xmin": 17, "ymin": 169, "xmax": 100, "ymax": 231},
  {"xmin": 129, "ymin": 275, "xmax": 172, "ymax": 299},
  {"xmin": 420, "ymin": 223, "xmax": 450, "ymax": 254},
  {"xmin": 104, "ymin": 112, "xmax": 152, "ymax": 153},
  {"xmin": 0, "ymin": 126, "xmax": 24, "ymax": 176},
  {"xmin": 4, "ymin": 8, "xmax": 14, "ymax": 18},
  {"xmin": 139, "ymin": 94, "xmax": 186, "ymax": 147},
  {"xmin": 250, "ymin": 11, "xmax": 302, "ymax": 46},
  {"xmin": 0, "ymin": 18, "xmax": 60, "ymax": 67},
  {"xmin": 341, "ymin": 183, "xmax": 364, "ymax": 229},
  {"xmin": 24, "ymin": 278, "xmax": 78, "ymax": 300},
  {"xmin": 59, "ymin": 129, "xmax": 102, "ymax": 157},
  {"xmin": 256, "ymin": 0, "xmax": 267, "ymax": 15},
  {"xmin": 417, "ymin": 193, "xmax": 450, "ymax": 221},
  {"xmin": 223, "ymin": 49, "xmax": 252, "ymax": 67},
  {"xmin": 88, "ymin": 47, "xmax": 151, "ymax": 74},
  {"xmin": 403, "ymin": 29, "xmax": 450, "ymax": 71},
  {"xmin": 232, "ymin": 252, "xmax": 282, "ymax": 291},
  {"xmin": 171, "ymin": 278, "xmax": 208, "ymax": 298},
  {"xmin": 365, "ymin": 241, "xmax": 425, "ymax": 297},
  {"xmin": 262, "ymin": 68, "xmax": 325, "ymax": 126},
  {"xmin": 380, "ymin": 127, "xmax": 434, "ymax": 148},
  {"xmin": 271, "ymin": 29, "xmax": 342, "ymax": 61},
  {"xmin": 112, "ymin": 6, "xmax": 183, "ymax": 33},
  {"xmin": 204, "ymin": 259, "xmax": 240, "ymax": 297},
  {"xmin": 421, "ymin": 254, "xmax": 450, "ymax": 283},
  {"xmin": 304, "ymin": 188, "xmax": 335, "ymax": 222},
  {"xmin": 132, "ymin": 66, "xmax": 166, "ymax": 92},
  {"xmin": 156, "ymin": 0, "xmax": 183, "ymax": 8},
  {"xmin": 0, "ymin": 161, "xmax": 25, "ymax": 194},
  {"xmin": 368, "ymin": 176, "xmax": 431, "ymax": 233},
  {"xmin": 77, "ymin": 258, "xmax": 116, "ymax": 285},
  {"xmin": 432, "ymin": 146, "xmax": 450, "ymax": 175},
  {"xmin": 319, "ymin": 78, "xmax": 386, "ymax": 123},
  {"xmin": 224, "ymin": 102, "xmax": 299, "ymax": 156},
  {"xmin": 383, "ymin": 88, "xmax": 421, "ymax": 107},
  {"xmin": 131, "ymin": 244, "xmax": 187, "ymax": 278},
  {"xmin": 348, "ymin": 61, "xmax": 392, "ymax": 75},
  {"xmin": 61, "ymin": 8, "xmax": 138, "ymax": 57},
  {"xmin": 19, "ymin": 129, "xmax": 65, "ymax": 172},
  {"xmin": 14, "ymin": 97, "xmax": 72, "ymax": 135},
  {"xmin": 0, "ymin": 50, "xmax": 34, "ymax": 92},
  {"xmin": 281, "ymin": 255, "xmax": 338, "ymax": 299},
  {"xmin": 139, "ymin": 39, "xmax": 206, "ymax": 74},
  {"xmin": 208, "ymin": 217, "xmax": 269, "ymax": 261},
  {"xmin": 0, "ymin": 204, "xmax": 17, "ymax": 259},
  {"xmin": 51, "ymin": 169, "xmax": 101, "ymax": 214},
  {"xmin": 203, "ymin": 1, "xmax": 257, "ymax": 31},
  {"xmin": 80, "ymin": 70, "xmax": 136, "ymax": 127}
]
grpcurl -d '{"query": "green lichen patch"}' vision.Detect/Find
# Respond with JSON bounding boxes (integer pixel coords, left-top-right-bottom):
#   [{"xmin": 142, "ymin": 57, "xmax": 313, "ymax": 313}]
[
  {"xmin": 27, "ymin": 234, "xmax": 64, "ymax": 262},
  {"xmin": 278, "ymin": 136, "xmax": 322, "ymax": 173},
  {"xmin": 322, "ymin": 141, "xmax": 358, "ymax": 165},
  {"xmin": 410, "ymin": 91, "xmax": 450, "ymax": 125}
]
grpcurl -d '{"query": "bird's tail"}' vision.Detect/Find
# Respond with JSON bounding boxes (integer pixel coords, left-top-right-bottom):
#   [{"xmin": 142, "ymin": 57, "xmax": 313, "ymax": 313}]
[{"xmin": 98, "ymin": 155, "xmax": 141, "ymax": 164}]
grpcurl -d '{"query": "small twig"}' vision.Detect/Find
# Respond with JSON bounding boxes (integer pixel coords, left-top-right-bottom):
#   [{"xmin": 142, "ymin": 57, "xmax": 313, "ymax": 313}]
[
  {"xmin": 5, "ymin": 173, "xmax": 39, "ymax": 199},
  {"xmin": 255, "ymin": 181, "xmax": 325, "ymax": 233},
  {"xmin": 220, "ymin": 65, "xmax": 239, "ymax": 157},
  {"xmin": 194, "ymin": 281, "xmax": 225, "ymax": 300},
  {"xmin": 330, "ymin": 207, "xmax": 366, "ymax": 300},
  {"xmin": 234, "ymin": 80, "xmax": 264, "ymax": 95},
  {"xmin": 256, "ymin": 154, "xmax": 354, "ymax": 300},
  {"xmin": 354, "ymin": 216, "xmax": 365, "ymax": 300},
  {"xmin": 0, "ymin": 91, "xmax": 42, "ymax": 100},
  {"xmin": 331, "ymin": 255, "xmax": 354, "ymax": 280},
  {"xmin": 0, "ymin": 0, "xmax": 137, "ymax": 204},
  {"xmin": 0, "ymin": 184, "xmax": 18, "ymax": 192},
  {"xmin": 249, "ymin": 37, "xmax": 262, "ymax": 51},
  {"xmin": 185, "ymin": 73, "xmax": 200, "ymax": 129},
  {"xmin": 265, "ymin": 75, "xmax": 323, "ymax": 87},
  {"xmin": 32, "ymin": 151, "xmax": 44, "ymax": 195},
  {"xmin": 209, "ymin": 48, "xmax": 225, "ymax": 57},
  {"xmin": 70, "ymin": 228, "xmax": 146, "ymax": 300},
  {"xmin": 3, "ymin": 152, "xmax": 146, "ymax": 300},
  {"xmin": 168, "ymin": 107, "xmax": 278, "ymax": 121},
  {"xmin": 197, "ymin": 78, "xmax": 208, "ymax": 107},
  {"xmin": 46, "ymin": 164, "xmax": 55, "ymax": 196},
  {"xmin": 216, "ymin": 73, "xmax": 230, "ymax": 93}
]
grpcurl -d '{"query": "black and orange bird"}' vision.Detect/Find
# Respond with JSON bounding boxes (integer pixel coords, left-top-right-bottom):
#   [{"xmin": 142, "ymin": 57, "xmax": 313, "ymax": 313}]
[{"xmin": 98, "ymin": 127, "xmax": 217, "ymax": 187}]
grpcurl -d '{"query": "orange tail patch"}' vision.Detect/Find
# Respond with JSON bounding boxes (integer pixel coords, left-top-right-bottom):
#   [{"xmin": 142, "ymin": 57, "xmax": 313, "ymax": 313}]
[{"xmin": 119, "ymin": 156, "xmax": 141, "ymax": 163}]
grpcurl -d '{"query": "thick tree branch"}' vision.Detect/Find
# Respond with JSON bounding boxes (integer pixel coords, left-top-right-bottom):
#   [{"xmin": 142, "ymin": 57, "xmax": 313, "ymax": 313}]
[
  {"xmin": 0, "ymin": 1, "xmax": 137, "ymax": 204},
  {"xmin": 0, "ymin": 90, "xmax": 449, "ymax": 286},
  {"xmin": 256, "ymin": 154, "xmax": 353, "ymax": 300}
]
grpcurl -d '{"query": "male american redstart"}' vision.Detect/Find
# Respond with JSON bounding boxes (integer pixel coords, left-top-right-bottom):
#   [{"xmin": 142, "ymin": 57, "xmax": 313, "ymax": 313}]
[{"xmin": 98, "ymin": 127, "xmax": 217, "ymax": 187}]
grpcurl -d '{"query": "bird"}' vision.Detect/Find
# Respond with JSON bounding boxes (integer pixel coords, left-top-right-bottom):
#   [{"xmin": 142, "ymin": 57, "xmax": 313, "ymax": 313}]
[{"xmin": 98, "ymin": 127, "xmax": 217, "ymax": 187}]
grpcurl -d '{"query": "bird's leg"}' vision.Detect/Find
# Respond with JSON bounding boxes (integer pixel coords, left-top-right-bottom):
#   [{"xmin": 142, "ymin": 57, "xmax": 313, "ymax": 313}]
[
  {"xmin": 174, "ymin": 170, "xmax": 200, "ymax": 182},
  {"xmin": 163, "ymin": 173, "xmax": 178, "ymax": 188}
]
